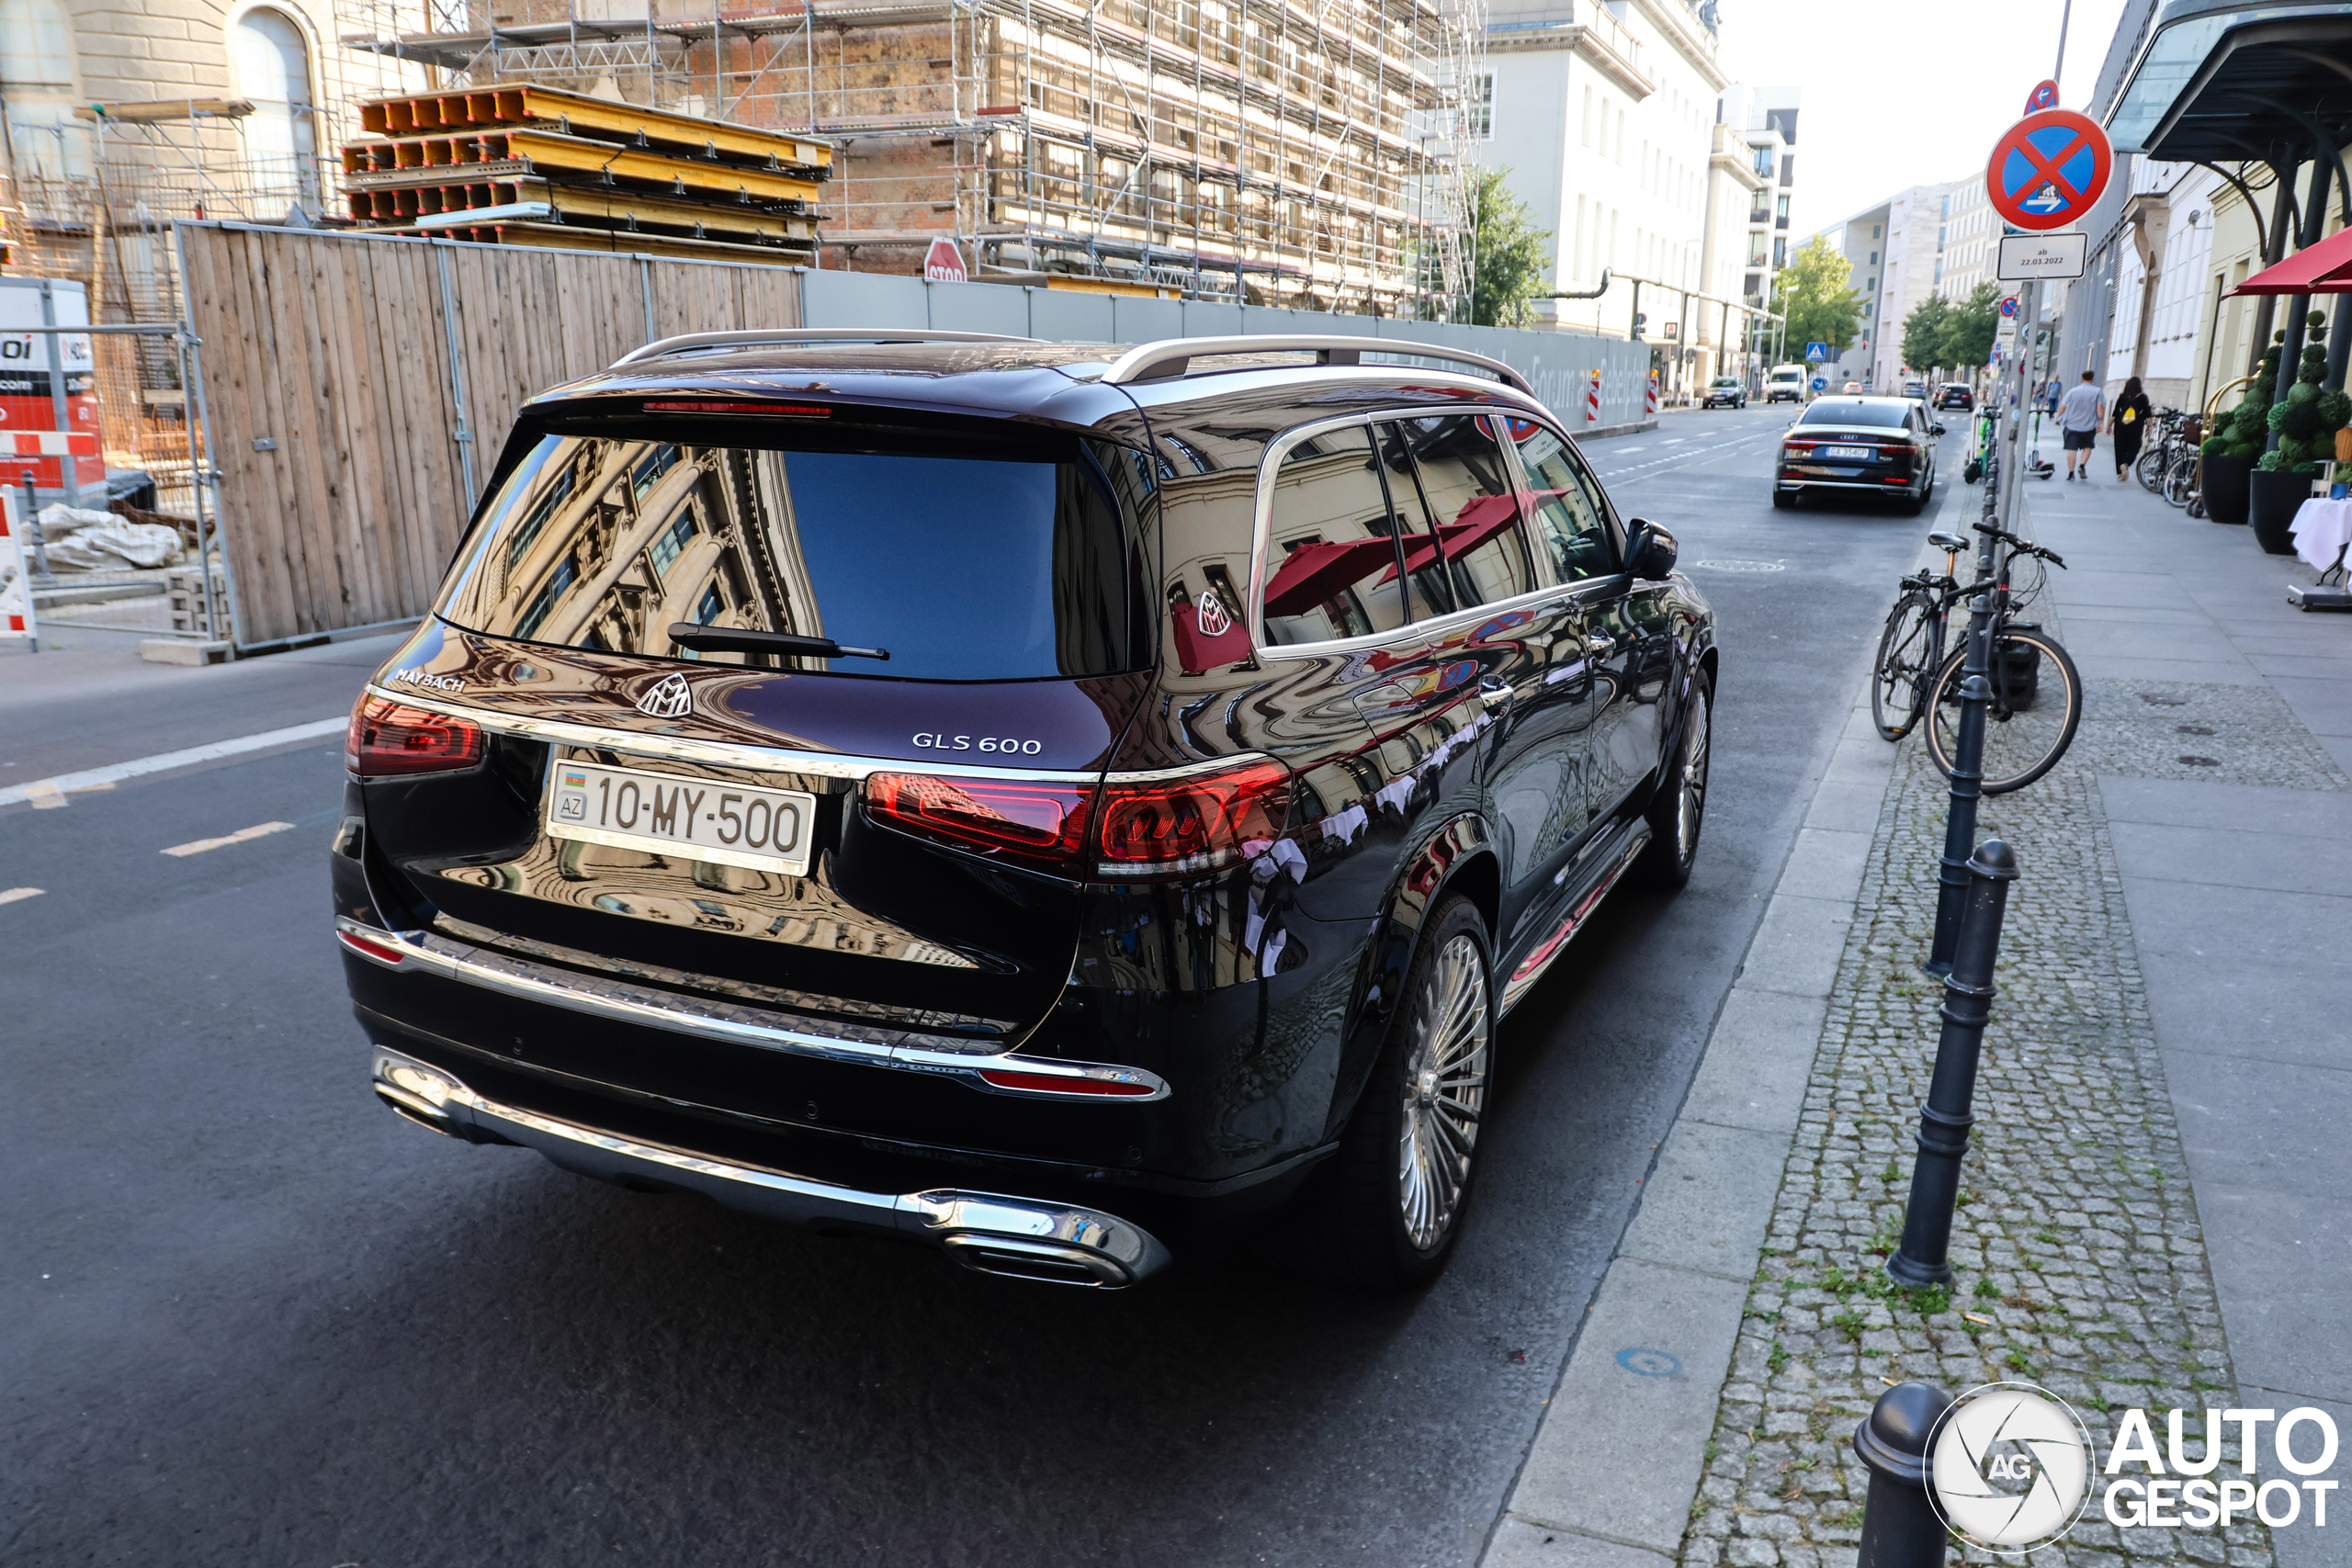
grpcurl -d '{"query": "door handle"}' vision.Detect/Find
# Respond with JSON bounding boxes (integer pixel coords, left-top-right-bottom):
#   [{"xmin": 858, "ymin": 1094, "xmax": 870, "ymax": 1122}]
[
  {"xmin": 1587, "ymin": 634, "xmax": 1619, "ymax": 655},
  {"xmin": 1477, "ymin": 677, "xmax": 1514, "ymax": 712}
]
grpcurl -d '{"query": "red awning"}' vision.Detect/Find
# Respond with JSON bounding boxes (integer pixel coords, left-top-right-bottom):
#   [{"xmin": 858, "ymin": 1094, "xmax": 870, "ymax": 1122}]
[
  {"xmin": 2230, "ymin": 225, "xmax": 2352, "ymax": 295},
  {"xmin": 1262, "ymin": 536, "xmax": 1403, "ymax": 617},
  {"xmin": 1387, "ymin": 494, "xmax": 1523, "ymax": 581}
]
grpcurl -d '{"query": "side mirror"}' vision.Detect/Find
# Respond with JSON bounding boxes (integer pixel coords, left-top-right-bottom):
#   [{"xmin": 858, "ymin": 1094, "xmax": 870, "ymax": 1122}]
[
  {"xmin": 1932, "ymin": 423, "xmax": 1948, "ymax": 436},
  {"xmin": 1626, "ymin": 519, "xmax": 1679, "ymax": 581}
]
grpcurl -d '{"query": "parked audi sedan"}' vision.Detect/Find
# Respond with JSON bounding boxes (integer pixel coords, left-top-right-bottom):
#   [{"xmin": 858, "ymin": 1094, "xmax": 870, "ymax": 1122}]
[
  {"xmin": 335, "ymin": 333, "xmax": 1720, "ymax": 1292},
  {"xmin": 1938, "ymin": 383, "xmax": 1975, "ymax": 412},
  {"xmin": 1773, "ymin": 394, "xmax": 1939, "ymax": 513}
]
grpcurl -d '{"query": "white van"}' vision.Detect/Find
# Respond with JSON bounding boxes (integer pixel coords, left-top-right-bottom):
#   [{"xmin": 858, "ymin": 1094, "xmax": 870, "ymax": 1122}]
[{"xmin": 1765, "ymin": 365, "xmax": 1807, "ymax": 403}]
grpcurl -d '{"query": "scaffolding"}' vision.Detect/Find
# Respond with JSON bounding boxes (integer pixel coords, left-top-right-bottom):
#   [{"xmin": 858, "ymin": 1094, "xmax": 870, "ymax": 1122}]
[{"xmin": 334, "ymin": 0, "xmax": 1484, "ymax": 315}]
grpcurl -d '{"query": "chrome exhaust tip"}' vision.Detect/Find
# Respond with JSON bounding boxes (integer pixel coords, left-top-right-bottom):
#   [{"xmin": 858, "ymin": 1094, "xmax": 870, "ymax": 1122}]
[{"xmin": 911, "ymin": 1191, "xmax": 1170, "ymax": 1288}]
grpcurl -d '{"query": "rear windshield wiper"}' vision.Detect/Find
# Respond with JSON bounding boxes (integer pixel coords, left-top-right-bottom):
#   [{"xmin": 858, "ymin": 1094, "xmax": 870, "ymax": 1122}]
[{"xmin": 666, "ymin": 624, "xmax": 889, "ymax": 661}]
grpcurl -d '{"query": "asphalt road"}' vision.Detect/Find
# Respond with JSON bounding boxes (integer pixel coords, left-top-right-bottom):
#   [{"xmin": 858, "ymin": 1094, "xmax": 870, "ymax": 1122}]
[{"xmin": 0, "ymin": 403, "xmax": 1942, "ymax": 1567}]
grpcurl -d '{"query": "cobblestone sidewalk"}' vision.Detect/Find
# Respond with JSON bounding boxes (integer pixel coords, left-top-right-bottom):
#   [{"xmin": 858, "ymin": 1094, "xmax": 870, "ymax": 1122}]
[{"xmin": 1677, "ymin": 679, "xmax": 2349, "ymax": 1568}]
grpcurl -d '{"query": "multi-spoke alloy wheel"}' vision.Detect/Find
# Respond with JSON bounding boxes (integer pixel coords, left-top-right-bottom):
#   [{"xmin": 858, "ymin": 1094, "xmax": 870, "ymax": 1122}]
[
  {"xmin": 1638, "ymin": 671, "xmax": 1714, "ymax": 888},
  {"xmin": 1308, "ymin": 895, "xmax": 1495, "ymax": 1289},
  {"xmin": 1396, "ymin": 932, "xmax": 1491, "ymax": 1252}
]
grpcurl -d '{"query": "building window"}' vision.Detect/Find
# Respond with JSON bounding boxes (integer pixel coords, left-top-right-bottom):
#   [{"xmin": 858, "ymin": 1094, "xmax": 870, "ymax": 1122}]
[
  {"xmin": 1752, "ymin": 144, "xmax": 1773, "ymax": 176},
  {"xmin": 1869, "ymin": 251, "xmax": 1877, "ymax": 264},
  {"xmin": 1466, "ymin": 73, "xmax": 1493, "ymax": 141},
  {"xmin": 1581, "ymin": 87, "xmax": 1593, "ymax": 147},
  {"xmin": 1781, "ymin": 155, "xmax": 1793, "ymax": 186},
  {"xmin": 0, "ymin": 0, "xmax": 87, "ymax": 181},
  {"xmin": 231, "ymin": 6, "xmax": 322, "ymax": 214},
  {"xmin": 1872, "ymin": 224, "xmax": 1882, "ymax": 238}
]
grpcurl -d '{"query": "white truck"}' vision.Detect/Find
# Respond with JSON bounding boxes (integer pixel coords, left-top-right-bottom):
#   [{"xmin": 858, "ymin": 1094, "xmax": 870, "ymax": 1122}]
[{"xmin": 1764, "ymin": 364, "xmax": 1808, "ymax": 403}]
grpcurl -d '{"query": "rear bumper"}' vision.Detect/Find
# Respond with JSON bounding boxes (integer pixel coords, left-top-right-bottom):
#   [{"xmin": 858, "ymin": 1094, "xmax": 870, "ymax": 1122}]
[{"xmin": 372, "ymin": 1045, "xmax": 1172, "ymax": 1287}]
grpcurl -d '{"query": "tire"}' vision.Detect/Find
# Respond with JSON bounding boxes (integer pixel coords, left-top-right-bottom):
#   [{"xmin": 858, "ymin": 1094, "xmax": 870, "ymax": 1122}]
[
  {"xmin": 1923, "ymin": 628, "xmax": 2082, "ymax": 794},
  {"xmin": 2161, "ymin": 452, "xmax": 2195, "ymax": 508},
  {"xmin": 1635, "ymin": 671, "xmax": 1712, "ymax": 887},
  {"xmin": 1307, "ymin": 896, "xmax": 1495, "ymax": 1290},
  {"xmin": 1871, "ymin": 593, "xmax": 1938, "ymax": 741},
  {"xmin": 1772, "ymin": 489, "xmax": 1796, "ymax": 509},
  {"xmin": 2135, "ymin": 445, "xmax": 2165, "ymax": 492}
]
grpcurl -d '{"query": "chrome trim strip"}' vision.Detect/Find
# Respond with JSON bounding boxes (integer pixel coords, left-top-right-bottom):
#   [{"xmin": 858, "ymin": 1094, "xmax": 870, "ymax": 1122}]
[
  {"xmin": 1246, "ymin": 410, "xmax": 1623, "ymax": 664},
  {"xmin": 1498, "ymin": 824, "xmax": 1651, "ymax": 1013},
  {"xmin": 368, "ymin": 1048, "xmax": 1170, "ymax": 1286},
  {"xmin": 336, "ymin": 918, "xmax": 1170, "ymax": 1100},
  {"xmin": 364, "ymin": 684, "xmax": 1248, "ymax": 789}
]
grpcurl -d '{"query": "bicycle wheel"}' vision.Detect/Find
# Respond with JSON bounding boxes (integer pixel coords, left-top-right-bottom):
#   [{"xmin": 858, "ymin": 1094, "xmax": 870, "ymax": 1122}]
[
  {"xmin": 2161, "ymin": 451, "xmax": 2195, "ymax": 507},
  {"xmin": 1924, "ymin": 628, "xmax": 2082, "ymax": 794},
  {"xmin": 2135, "ymin": 444, "xmax": 2166, "ymax": 492},
  {"xmin": 1870, "ymin": 592, "xmax": 1939, "ymax": 741}
]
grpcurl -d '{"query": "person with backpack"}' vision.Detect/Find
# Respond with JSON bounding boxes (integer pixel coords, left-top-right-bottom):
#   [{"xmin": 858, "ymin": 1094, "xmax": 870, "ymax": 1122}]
[{"xmin": 2110, "ymin": 377, "xmax": 2153, "ymax": 480}]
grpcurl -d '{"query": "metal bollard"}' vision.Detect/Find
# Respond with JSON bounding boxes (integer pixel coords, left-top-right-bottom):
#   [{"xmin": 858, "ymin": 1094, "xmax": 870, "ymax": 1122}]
[
  {"xmin": 1890, "ymin": 840, "xmax": 2018, "ymax": 1288},
  {"xmin": 1854, "ymin": 1381, "xmax": 1955, "ymax": 1568},
  {"xmin": 1925, "ymin": 654, "xmax": 1994, "ymax": 977},
  {"xmin": 20, "ymin": 468, "xmax": 53, "ymax": 581}
]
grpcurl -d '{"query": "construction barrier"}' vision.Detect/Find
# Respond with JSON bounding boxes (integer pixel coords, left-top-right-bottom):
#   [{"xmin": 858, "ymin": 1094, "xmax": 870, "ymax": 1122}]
[{"xmin": 177, "ymin": 222, "xmax": 1651, "ymax": 646}]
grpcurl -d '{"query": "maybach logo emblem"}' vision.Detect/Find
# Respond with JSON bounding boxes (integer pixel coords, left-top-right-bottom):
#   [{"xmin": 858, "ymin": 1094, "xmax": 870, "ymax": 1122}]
[
  {"xmin": 637, "ymin": 672, "xmax": 693, "ymax": 719},
  {"xmin": 1194, "ymin": 587, "xmax": 1233, "ymax": 638}
]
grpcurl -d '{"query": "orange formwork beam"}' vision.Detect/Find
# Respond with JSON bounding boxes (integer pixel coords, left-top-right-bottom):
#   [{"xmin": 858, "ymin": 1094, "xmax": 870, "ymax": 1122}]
[
  {"xmin": 359, "ymin": 84, "xmax": 832, "ymax": 175},
  {"xmin": 339, "ymin": 128, "xmax": 824, "ymax": 206}
]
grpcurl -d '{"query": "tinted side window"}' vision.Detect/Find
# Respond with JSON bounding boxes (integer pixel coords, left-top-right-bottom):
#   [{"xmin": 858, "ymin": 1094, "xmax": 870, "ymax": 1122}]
[
  {"xmin": 1373, "ymin": 422, "xmax": 1463, "ymax": 622},
  {"xmin": 1261, "ymin": 423, "xmax": 1411, "ymax": 647},
  {"xmin": 1511, "ymin": 422, "xmax": 1619, "ymax": 584},
  {"xmin": 1383, "ymin": 414, "xmax": 1533, "ymax": 611}
]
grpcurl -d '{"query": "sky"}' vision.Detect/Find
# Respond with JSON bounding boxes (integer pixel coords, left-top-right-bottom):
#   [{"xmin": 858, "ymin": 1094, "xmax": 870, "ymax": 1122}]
[{"xmin": 1713, "ymin": 0, "xmax": 2135, "ymax": 239}]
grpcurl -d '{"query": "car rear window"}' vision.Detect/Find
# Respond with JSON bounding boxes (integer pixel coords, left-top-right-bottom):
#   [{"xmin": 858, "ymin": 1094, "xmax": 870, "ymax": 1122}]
[
  {"xmin": 1796, "ymin": 400, "xmax": 1910, "ymax": 428},
  {"xmin": 437, "ymin": 423, "xmax": 1155, "ymax": 681}
]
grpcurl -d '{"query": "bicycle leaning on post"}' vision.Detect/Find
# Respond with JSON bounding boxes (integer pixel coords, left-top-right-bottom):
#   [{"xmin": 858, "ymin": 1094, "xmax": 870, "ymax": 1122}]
[
  {"xmin": 2134, "ymin": 407, "xmax": 2202, "ymax": 508},
  {"xmin": 1868, "ymin": 518, "xmax": 2083, "ymax": 793}
]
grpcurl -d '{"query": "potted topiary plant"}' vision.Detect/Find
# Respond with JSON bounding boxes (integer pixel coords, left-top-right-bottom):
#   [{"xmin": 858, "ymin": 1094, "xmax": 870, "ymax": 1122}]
[
  {"xmin": 2248, "ymin": 312, "xmax": 2332, "ymax": 553},
  {"xmin": 2199, "ymin": 335, "xmax": 2278, "ymax": 525}
]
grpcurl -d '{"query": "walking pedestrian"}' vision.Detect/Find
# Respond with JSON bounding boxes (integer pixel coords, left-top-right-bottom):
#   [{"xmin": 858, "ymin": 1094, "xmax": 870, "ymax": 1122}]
[
  {"xmin": 2057, "ymin": 370, "xmax": 2106, "ymax": 481},
  {"xmin": 2110, "ymin": 376, "xmax": 2152, "ymax": 480}
]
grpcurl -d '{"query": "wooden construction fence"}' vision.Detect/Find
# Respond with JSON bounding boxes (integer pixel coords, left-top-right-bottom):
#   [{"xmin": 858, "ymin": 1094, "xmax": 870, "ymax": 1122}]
[{"xmin": 178, "ymin": 221, "xmax": 801, "ymax": 646}]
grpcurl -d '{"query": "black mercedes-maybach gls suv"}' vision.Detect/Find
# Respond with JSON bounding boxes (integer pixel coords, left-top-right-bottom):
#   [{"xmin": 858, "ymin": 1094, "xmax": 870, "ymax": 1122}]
[{"xmin": 334, "ymin": 330, "xmax": 1718, "ymax": 1291}]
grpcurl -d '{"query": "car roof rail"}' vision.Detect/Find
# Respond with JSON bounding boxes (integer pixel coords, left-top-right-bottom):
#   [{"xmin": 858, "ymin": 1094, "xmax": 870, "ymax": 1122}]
[
  {"xmin": 1098, "ymin": 334, "xmax": 1534, "ymax": 396},
  {"xmin": 611, "ymin": 327, "xmax": 1043, "ymax": 368}
]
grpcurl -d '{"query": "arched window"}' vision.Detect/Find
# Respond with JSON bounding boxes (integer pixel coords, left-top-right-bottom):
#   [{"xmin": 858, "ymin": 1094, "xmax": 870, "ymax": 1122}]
[
  {"xmin": 0, "ymin": 0, "xmax": 88, "ymax": 180},
  {"xmin": 231, "ymin": 7, "xmax": 319, "ymax": 214}
]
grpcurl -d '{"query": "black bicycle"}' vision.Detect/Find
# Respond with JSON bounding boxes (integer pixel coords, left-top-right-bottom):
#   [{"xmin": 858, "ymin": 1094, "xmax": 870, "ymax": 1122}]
[{"xmin": 1870, "ymin": 520, "xmax": 2083, "ymax": 793}]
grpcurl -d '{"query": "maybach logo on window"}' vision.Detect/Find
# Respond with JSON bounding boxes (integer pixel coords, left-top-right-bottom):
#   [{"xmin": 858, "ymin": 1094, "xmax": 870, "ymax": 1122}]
[{"xmin": 1928, "ymin": 1382, "xmax": 2340, "ymax": 1554}]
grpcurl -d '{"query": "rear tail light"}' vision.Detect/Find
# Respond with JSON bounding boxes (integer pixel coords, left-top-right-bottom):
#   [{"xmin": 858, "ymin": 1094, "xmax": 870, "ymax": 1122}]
[
  {"xmin": 864, "ymin": 755, "xmax": 1292, "ymax": 880},
  {"xmin": 347, "ymin": 693, "xmax": 483, "ymax": 776},
  {"xmin": 864, "ymin": 773, "xmax": 1093, "ymax": 866},
  {"xmin": 1094, "ymin": 758, "xmax": 1290, "ymax": 878}
]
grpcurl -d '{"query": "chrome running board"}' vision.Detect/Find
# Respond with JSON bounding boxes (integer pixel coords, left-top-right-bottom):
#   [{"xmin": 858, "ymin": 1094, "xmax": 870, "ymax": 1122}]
[{"xmin": 1498, "ymin": 824, "xmax": 1651, "ymax": 1014}]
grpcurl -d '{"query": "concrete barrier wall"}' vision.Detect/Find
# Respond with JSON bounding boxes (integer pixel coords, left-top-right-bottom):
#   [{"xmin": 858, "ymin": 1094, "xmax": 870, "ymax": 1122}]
[{"xmin": 801, "ymin": 270, "xmax": 1654, "ymax": 428}]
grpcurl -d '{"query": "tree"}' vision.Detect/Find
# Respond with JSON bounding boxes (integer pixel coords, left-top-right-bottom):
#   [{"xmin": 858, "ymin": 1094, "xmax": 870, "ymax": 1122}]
[
  {"xmin": 1942, "ymin": 282, "xmax": 2000, "ymax": 374},
  {"xmin": 1466, "ymin": 166, "xmax": 1554, "ymax": 329},
  {"xmin": 1902, "ymin": 294, "xmax": 1953, "ymax": 375},
  {"xmin": 1770, "ymin": 234, "xmax": 1863, "ymax": 357}
]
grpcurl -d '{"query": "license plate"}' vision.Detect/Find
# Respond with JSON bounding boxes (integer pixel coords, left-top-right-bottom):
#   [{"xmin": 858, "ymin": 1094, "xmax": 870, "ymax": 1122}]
[
  {"xmin": 546, "ymin": 761, "xmax": 815, "ymax": 876},
  {"xmin": 1822, "ymin": 445, "xmax": 1873, "ymax": 459}
]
